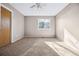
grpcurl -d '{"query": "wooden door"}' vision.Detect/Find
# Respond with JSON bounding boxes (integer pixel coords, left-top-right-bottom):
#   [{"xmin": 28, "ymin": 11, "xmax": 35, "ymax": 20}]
[{"xmin": 0, "ymin": 6, "xmax": 11, "ymax": 47}]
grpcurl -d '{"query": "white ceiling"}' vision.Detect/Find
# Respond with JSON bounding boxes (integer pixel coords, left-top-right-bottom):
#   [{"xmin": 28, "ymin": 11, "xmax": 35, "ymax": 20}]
[{"xmin": 10, "ymin": 3, "xmax": 68, "ymax": 16}]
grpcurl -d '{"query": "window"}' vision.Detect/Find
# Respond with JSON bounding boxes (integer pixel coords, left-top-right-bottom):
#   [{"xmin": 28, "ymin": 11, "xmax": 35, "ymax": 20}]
[{"xmin": 38, "ymin": 19, "xmax": 50, "ymax": 30}]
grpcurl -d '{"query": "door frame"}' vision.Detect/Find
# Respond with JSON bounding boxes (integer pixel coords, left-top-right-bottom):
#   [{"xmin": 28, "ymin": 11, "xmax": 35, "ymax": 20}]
[{"xmin": 1, "ymin": 4, "xmax": 13, "ymax": 43}]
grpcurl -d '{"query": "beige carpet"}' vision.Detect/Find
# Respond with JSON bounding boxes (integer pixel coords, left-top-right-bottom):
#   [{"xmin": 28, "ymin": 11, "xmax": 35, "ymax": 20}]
[
  {"xmin": 21, "ymin": 38, "xmax": 59, "ymax": 56},
  {"xmin": 0, "ymin": 38, "xmax": 59, "ymax": 56}
]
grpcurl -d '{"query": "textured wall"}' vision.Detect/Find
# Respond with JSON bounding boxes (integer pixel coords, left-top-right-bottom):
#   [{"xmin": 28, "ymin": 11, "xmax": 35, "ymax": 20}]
[
  {"xmin": 56, "ymin": 3, "xmax": 79, "ymax": 40},
  {"xmin": 24, "ymin": 16, "xmax": 56, "ymax": 37}
]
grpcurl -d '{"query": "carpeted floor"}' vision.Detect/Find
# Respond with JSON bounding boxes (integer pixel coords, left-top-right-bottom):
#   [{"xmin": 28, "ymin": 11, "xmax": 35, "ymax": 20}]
[
  {"xmin": 0, "ymin": 37, "xmax": 78, "ymax": 56},
  {"xmin": 0, "ymin": 38, "xmax": 59, "ymax": 56}
]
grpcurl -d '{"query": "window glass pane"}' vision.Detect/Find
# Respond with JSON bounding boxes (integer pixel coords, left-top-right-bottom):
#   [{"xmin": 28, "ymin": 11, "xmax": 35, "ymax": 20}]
[
  {"xmin": 39, "ymin": 22, "xmax": 44, "ymax": 28},
  {"xmin": 38, "ymin": 19, "xmax": 50, "ymax": 29},
  {"xmin": 44, "ymin": 22, "xmax": 49, "ymax": 28}
]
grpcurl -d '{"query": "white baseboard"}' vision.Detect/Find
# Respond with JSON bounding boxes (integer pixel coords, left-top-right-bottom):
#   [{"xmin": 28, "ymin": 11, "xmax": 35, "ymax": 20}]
[{"xmin": 12, "ymin": 35, "xmax": 24, "ymax": 43}]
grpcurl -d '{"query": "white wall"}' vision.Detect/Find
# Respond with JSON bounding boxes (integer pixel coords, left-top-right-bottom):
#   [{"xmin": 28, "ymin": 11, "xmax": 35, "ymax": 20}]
[
  {"xmin": 56, "ymin": 3, "xmax": 79, "ymax": 40},
  {"xmin": 24, "ymin": 16, "xmax": 56, "ymax": 37},
  {"xmin": 2, "ymin": 3, "xmax": 24, "ymax": 43}
]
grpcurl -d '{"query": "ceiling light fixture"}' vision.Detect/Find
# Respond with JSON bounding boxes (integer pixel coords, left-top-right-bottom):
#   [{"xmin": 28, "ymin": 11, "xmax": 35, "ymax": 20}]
[{"xmin": 30, "ymin": 3, "xmax": 42, "ymax": 9}]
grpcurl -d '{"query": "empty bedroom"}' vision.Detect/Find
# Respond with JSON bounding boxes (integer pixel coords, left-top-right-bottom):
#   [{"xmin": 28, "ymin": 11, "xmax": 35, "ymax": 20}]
[{"xmin": 0, "ymin": 3, "xmax": 79, "ymax": 56}]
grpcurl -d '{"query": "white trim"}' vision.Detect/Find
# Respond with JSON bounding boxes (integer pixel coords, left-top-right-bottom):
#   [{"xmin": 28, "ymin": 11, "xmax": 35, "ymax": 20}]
[{"xmin": 1, "ymin": 4, "xmax": 13, "ymax": 13}]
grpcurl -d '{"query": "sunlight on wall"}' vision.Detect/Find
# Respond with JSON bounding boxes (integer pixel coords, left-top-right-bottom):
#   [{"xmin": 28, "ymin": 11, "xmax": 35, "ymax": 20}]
[
  {"xmin": 64, "ymin": 28, "xmax": 79, "ymax": 49},
  {"xmin": 44, "ymin": 28, "xmax": 79, "ymax": 56},
  {"xmin": 45, "ymin": 41, "xmax": 76, "ymax": 56}
]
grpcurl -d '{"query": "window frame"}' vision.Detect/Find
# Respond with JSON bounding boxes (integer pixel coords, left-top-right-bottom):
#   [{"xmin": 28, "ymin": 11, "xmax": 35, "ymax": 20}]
[{"xmin": 37, "ymin": 18, "xmax": 51, "ymax": 30}]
